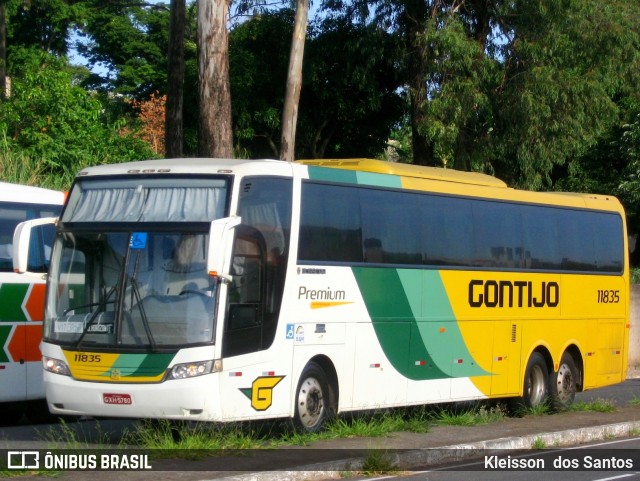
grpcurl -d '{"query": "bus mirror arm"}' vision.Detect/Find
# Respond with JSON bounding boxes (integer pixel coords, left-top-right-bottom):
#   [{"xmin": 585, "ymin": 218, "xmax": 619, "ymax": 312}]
[
  {"xmin": 208, "ymin": 216, "xmax": 241, "ymax": 280},
  {"xmin": 13, "ymin": 217, "xmax": 58, "ymax": 276}
]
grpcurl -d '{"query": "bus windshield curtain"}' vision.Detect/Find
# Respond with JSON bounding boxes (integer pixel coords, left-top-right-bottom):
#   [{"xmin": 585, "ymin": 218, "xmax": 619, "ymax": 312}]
[{"xmin": 65, "ymin": 186, "xmax": 226, "ymax": 222}]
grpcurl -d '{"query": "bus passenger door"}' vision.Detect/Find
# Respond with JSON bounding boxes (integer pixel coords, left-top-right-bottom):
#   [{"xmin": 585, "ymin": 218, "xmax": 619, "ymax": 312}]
[{"xmin": 222, "ymin": 226, "xmax": 265, "ymax": 358}]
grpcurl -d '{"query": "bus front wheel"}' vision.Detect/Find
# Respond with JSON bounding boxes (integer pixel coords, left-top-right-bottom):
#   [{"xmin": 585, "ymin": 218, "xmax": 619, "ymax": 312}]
[
  {"xmin": 293, "ymin": 362, "xmax": 332, "ymax": 432},
  {"xmin": 519, "ymin": 352, "xmax": 549, "ymax": 409},
  {"xmin": 550, "ymin": 353, "xmax": 577, "ymax": 410}
]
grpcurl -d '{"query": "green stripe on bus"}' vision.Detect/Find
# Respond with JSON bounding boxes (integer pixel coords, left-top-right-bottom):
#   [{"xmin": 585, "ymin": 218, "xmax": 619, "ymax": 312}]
[
  {"xmin": 353, "ymin": 267, "xmax": 489, "ymax": 380},
  {"xmin": 0, "ymin": 325, "xmax": 11, "ymax": 362},
  {"xmin": 307, "ymin": 166, "xmax": 402, "ymax": 189},
  {"xmin": 0, "ymin": 284, "xmax": 29, "ymax": 322},
  {"xmin": 356, "ymin": 171, "xmax": 402, "ymax": 188},
  {"xmin": 130, "ymin": 353, "xmax": 175, "ymax": 377},
  {"xmin": 307, "ymin": 166, "xmax": 358, "ymax": 184},
  {"xmin": 352, "ymin": 267, "xmax": 449, "ymax": 380},
  {"xmin": 109, "ymin": 353, "xmax": 174, "ymax": 378}
]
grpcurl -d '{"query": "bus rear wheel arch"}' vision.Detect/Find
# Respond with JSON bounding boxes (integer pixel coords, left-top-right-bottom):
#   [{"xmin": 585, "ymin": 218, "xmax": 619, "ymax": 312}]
[{"xmin": 293, "ymin": 360, "xmax": 337, "ymax": 432}]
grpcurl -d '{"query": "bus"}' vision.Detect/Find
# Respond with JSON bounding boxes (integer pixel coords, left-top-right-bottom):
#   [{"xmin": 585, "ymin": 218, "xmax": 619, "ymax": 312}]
[
  {"xmin": 14, "ymin": 158, "xmax": 629, "ymax": 431},
  {"xmin": 0, "ymin": 181, "xmax": 64, "ymax": 416}
]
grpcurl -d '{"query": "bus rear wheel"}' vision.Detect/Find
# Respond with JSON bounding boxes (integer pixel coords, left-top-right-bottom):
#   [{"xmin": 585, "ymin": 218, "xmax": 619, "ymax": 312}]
[
  {"xmin": 550, "ymin": 353, "xmax": 577, "ymax": 410},
  {"xmin": 293, "ymin": 362, "xmax": 333, "ymax": 433}
]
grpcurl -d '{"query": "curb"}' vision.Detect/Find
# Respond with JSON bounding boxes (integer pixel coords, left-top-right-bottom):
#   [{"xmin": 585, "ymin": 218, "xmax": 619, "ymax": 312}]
[{"xmin": 214, "ymin": 420, "xmax": 640, "ymax": 481}]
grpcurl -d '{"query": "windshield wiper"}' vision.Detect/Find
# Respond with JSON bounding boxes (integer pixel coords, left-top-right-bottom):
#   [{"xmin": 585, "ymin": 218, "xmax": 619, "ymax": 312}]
[
  {"xmin": 74, "ymin": 285, "xmax": 116, "ymax": 349},
  {"xmin": 128, "ymin": 251, "xmax": 157, "ymax": 351}
]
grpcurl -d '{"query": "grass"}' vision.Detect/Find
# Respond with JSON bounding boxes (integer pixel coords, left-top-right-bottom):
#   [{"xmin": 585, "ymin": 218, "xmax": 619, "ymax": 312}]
[
  {"xmin": 16, "ymin": 396, "xmax": 621, "ymax": 464},
  {"xmin": 516, "ymin": 400, "xmax": 552, "ymax": 417},
  {"xmin": 531, "ymin": 437, "xmax": 546, "ymax": 449},
  {"xmin": 431, "ymin": 403, "xmax": 507, "ymax": 426},
  {"xmin": 0, "ymin": 137, "xmax": 72, "ymax": 191},
  {"xmin": 629, "ymin": 397, "xmax": 640, "ymax": 406},
  {"xmin": 567, "ymin": 398, "xmax": 616, "ymax": 413},
  {"xmin": 122, "ymin": 408, "xmax": 435, "ymax": 452},
  {"xmin": 37, "ymin": 418, "xmax": 113, "ymax": 449},
  {"xmin": 360, "ymin": 448, "xmax": 398, "ymax": 476}
]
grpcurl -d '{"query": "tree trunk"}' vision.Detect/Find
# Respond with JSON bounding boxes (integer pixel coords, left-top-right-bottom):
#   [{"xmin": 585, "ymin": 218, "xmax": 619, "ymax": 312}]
[
  {"xmin": 405, "ymin": 0, "xmax": 434, "ymax": 166},
  {"xmin": 165, "ymin": 0, "xmax": 186, "ymax": 158},
  {"xmin": 197, "ymin": 0, "xmax": 233, "ymax": 158},
  {"xmin": 279, "ymin": 0, "xmax": 309, "ymax": 162},
  {"xmin": 0, "ymin": 0, "xmax": 6, "ymax": 100}
]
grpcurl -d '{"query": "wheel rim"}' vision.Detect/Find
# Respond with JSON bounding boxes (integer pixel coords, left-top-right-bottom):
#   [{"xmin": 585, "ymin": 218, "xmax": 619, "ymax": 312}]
[
  {"xmin": 555, "ymin": 362, "xmax": 575, "ymax": 404},
  {"xmin": 527, "ymin": 364, "xmax": 546, "ymax": 406},
  {"xmin": 297, "ymin": 376, "xmax": 324, "ymax": 429}
]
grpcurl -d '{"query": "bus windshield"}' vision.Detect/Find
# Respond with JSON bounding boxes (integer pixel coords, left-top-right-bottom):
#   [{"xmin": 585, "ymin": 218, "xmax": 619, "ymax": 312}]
[
  {"xmin": 44, "ymin": 176, "xmax": 230, "ymax": 348},
  {"xmin": 45, "ymin": 229, "xmax": 217, "ymax": 348}
]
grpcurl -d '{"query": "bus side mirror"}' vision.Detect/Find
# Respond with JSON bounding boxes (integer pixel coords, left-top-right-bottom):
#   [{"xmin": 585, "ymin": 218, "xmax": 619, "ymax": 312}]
[
  {"xmin": 207, "ymin": 216, "xmax": 241, "ymax": 282},
  {"xmin": 13, "ymin": 217, "xmax": 58, "ymax": 276}
]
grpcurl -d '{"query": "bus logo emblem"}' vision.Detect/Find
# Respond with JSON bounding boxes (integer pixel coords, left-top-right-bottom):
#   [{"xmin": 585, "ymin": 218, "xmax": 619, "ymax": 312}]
[
  {"xmin": 110, "ymin": 369, "xmax": 121, "ymax": 380},
  {"xmin": 240, "ymin": 376, "xmax": 285, "ymax": 411}
]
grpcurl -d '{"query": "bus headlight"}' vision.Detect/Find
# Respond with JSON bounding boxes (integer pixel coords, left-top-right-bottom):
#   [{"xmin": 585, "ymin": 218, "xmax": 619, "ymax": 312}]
[
  {"xmin": 43, "ymin": 356, "xmax": 71, "ymax": 376},
  {"xmin": 168, "ymin": 360, "xmax": 218, "ymax": 380}
]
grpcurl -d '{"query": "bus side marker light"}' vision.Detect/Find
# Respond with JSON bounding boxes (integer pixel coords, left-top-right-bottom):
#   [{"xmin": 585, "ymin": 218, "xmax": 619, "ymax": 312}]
[
  {"xmin": 439, "ymin": 327, "xmax": 446, "ymax": 333},
  {"xmin": 370, "ymin": 363, "xmax": 381, "ymax": 368},
  {"xmin": 415, "ymin": 360, "xmax": 426, "ymax": 366},
  {"xmin": 229, "ymin": 372, "xmax": 242, "ymax": 377}
]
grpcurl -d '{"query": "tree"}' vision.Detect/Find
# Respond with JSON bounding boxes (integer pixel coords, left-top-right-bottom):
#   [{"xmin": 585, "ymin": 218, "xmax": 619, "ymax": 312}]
[
  {"xmin": 298, "ymin": 17, "xmax": 405, "ymax": 159},
  {"xmin": 197, "ymin": 0, "xmax": 233, "ymax": 158},
  {"xmin": 0, "ymin": 47, "xmax": 154, "ymax": 183},
  {"xmin": 166, "ymin": 0, "xmax": 186, "ymax": 158},
  {"xmin": 230, "ymin": 11, "xmax": 292, "ymax": 158},
  {"xmin": 279, "ymin": 0, "xmax": 309, "ymax": 162}
]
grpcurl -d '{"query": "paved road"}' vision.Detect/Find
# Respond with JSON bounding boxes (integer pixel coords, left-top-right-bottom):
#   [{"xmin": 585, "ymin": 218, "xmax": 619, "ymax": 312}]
[{"xmin": 375, "ymin": 437, "xmax": 640, "ymax": 481}]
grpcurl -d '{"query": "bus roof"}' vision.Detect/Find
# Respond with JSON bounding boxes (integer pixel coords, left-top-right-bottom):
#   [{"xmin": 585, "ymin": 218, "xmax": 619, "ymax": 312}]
[
  {"xmin": 73, "ymin": 158, "xmax": 623, "ymax": 214},
  {"xmin": 297, "ymin": 158, "xmax": 508, "ymax": 188},
  {"xmin": 0, "ymin": 181, "xmax": 64, "ymax": 205},
  {"xmin": 75, "ymin": 158, "xmax": 295, "ymax": 178}
]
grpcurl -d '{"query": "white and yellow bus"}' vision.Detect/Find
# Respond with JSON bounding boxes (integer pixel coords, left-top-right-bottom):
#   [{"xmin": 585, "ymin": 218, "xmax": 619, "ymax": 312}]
[
  {"xmin": 0, "ymin": 181, "xmax": 64, "ymax": 414},
  {"xmin": 14, "ymin": 158, "xmax": 628, "ymax": 431}
]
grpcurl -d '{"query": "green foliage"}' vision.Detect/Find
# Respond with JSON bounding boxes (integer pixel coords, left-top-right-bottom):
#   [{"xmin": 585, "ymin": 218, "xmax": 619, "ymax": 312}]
[
  {"xmin": 531, "ymin": 437, "xmax": 547, "ymax": 449},
  {"xmin": 230, "ymin": 11, "xmax": 293, "ymax": 157},
  {"xmin": 418, "ymin": 13, "xmax": 496, "ymax": 171},
  {"xmin": 431, "ymin": 403, "xmax": 507, "ymax": 426},
  {"xmin": 491, "ymin": 0, "xmax": 639, "ymax": 189},
  {"xmin": 360, "ymin": 448, "xmax": 397, "ymax": 476},
  {"xmin": 5, "ymin": 0, "xmax": 83, "ymax": 56},
  {"xmin": 0, "ymin": 48, "xmax": 155, "ymax": 188},
  {"xmin": 75, "ymin": 1, "xmax": 172, "ymax": 98}
]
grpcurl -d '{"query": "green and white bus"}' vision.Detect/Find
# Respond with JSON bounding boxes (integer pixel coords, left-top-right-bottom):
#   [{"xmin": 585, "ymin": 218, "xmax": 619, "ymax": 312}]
[
  {"xmin": 1, "ymin": 181, "xmax": 63, "ymax": 413},
  {"xmin": 15, "ymin": 158, "xmax": 629, "ymax": 431}
]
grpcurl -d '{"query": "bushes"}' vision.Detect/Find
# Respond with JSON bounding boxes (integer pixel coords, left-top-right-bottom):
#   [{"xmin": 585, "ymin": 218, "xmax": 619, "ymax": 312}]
[{"xmin": 0, "ymin": 47, "xmax": 156, "ymax": 189}]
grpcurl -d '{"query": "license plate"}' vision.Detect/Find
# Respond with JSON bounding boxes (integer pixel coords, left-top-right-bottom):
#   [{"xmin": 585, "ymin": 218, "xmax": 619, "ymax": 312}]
[{"xmin": 102, "ymin": 393, "xmax": 132, "ymax": 405}]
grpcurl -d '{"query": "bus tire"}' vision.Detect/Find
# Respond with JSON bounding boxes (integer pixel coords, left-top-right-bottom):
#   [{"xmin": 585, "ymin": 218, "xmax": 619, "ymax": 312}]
[
  {"xmin": 550, "ymin": 352, "xmax": 577, "ymax": 410},
  {"xmin": 515, "ymin": 352, "xmax": 549, "ymax": 411},
  {"xmin": 293, "ymin": 362, "xmax": 332, "ymax": 433}
]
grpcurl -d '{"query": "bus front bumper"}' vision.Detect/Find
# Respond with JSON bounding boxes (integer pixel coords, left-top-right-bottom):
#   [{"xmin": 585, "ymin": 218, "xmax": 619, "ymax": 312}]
[{"xmin": 44, "ymin": 372, "xmax": 219, "ymax": 420}]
